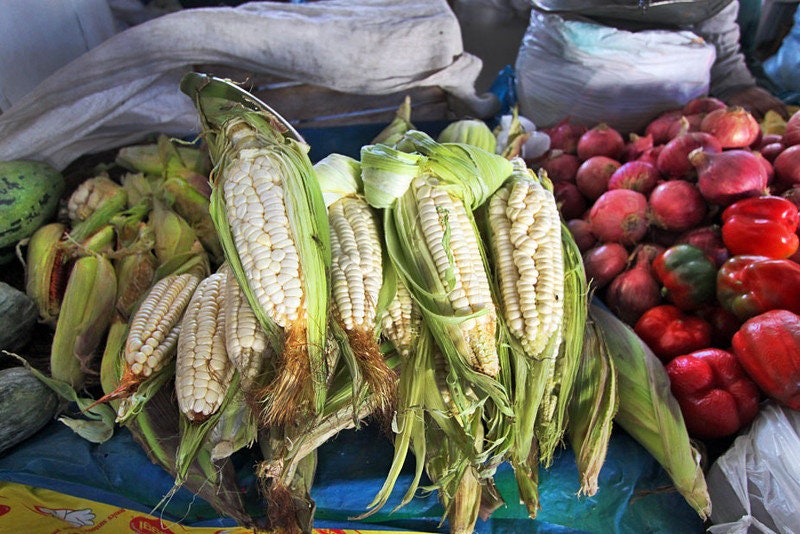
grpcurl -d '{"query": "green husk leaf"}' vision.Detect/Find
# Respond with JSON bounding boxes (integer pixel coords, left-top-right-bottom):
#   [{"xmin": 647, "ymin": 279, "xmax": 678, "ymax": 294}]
[
  {"xmin": 371, "ymin": 95, "xmax": 415, "ymax": 146},
  {"xmin": 590, "ymin": 302, "xmax": 711, "ymax": 520},
  {"xmin": 567, "ymin": 314, "xmax": 619, "ymax": 497},
  {"xmin": 314, "ymin": 153, "xmax": 363, "ymax": 208},
  {"xmin": 437, "ymin": 118, "xmax": 497, "ymax": 154}
]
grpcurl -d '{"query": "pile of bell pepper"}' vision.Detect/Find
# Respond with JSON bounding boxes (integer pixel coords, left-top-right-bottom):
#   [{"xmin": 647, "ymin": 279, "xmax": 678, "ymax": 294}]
[{"xmin": 633, "ymin": 195, "xmax": 800, "ymax": 440}]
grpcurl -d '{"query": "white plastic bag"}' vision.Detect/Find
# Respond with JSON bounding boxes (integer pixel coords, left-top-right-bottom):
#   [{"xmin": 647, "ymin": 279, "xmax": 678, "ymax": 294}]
[
  {"xmin": 514, "ymin": 11, "xmax": 717, "ymax": 134},
  {"xmin": 707, "ymin": 402, "xmax": 800, "ymax": 534},
  {"xmin": 0, "ymin": 0, "xmax": 493, "ymax": 170}
]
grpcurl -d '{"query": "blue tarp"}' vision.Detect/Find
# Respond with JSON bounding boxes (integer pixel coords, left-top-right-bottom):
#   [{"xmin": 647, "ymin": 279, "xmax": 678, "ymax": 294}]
[{"xmin": 0, "ymin": 419, "xmax": 705, "ymax": 533}]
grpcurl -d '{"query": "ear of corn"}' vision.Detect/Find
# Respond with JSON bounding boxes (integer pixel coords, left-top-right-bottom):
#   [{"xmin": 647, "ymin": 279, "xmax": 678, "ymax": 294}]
[
  {"xmin": 568, "ymin": 314, "xmax": 619, "ymax": 497},
  {"xmin": 316, "ymin": 153, "xmax": 394, "ymax": 415},
  {"xmin": 590, "ymin": 302, "xmax": 711, "ymax": 520},
  {"xmin": 24, "ymin": 222, "xmax": 69, "ymax": 327},
  {"xmin": 90, "ymin": 272, "xmax": 200, "ymax": 420},
  {"xmin": 175, "ymin": 271, "xmax": 232, "ymax": 423},
  {"xmin": 49, "ymin": 253, "xmax": 118, "ymax": 388},
  {"xmin": 437, "ymin": 118, "xmax": 497, "ymax": 153},
  {"xmin": 150, "ymin": 199, "xmax": 210, "ymax": 279},
  {"xmin": 221, "ymin": 262, "xmax": 271, "ymax": 391},
  {"xmin": 487, "ymin": 161, "xmax": 564, "ymax": 360},
  {"xmin": 183, "ymin": 76, "xmax": 331, "ymax": 429},
  {"xmin": 534, "ymin": 215, "xmax": 588, "ymax": 467},
  {"xmin": 377, "ymin": 264, "xmax": 421, "ymax": 359},
  {"xmin": 67, "ymin": 174, "xmax": 128, "ymax": 244}
]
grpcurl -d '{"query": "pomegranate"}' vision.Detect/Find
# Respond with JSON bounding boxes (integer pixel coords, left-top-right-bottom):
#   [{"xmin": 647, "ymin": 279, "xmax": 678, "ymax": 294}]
[
  {"xmin": 554, "ymin": 181, "xmax": 587, "ymax": 220},
  {"xmin": 577, "ymin": 123, "xmax": 625, "ymax": 161},
  {"xmin": 540, "ymin": 151, "xmax": 580, "ymax": 183},
  {"xmin": 589, "ymin": 189, "xmax": 649, "ymax": 245},
  {"xmin": 542, "ymin": 118, "xmax": 587, "ymax": 154},
  {"xmin": 575, "ymin": 155, "xmax": 621, "ymax": 201}
]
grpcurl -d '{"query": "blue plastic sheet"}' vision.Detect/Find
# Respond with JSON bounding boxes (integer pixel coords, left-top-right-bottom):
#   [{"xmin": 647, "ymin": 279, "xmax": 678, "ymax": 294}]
[{"xmin": 0, "ymin": 419, "xmax": 705, "ymax": 532}]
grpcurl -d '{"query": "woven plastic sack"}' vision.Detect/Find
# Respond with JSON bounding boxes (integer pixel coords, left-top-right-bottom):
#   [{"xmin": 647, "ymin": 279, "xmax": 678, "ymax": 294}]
[
  {"xmin": 515, "ymin": 11, "xmax": 717, "ymax": 134},
  {"xmin": 0, "ymin": 0, "xmax": 494, "ymax": 171},
  {"xmin": 707, "ymin": 402, "xmax": 800, "ymax": 534}
]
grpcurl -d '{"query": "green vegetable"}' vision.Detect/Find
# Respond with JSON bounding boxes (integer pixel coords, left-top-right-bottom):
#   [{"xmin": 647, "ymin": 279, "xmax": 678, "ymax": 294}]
[
  {"xmin": 0, "ymin": 160, "xmax": 65, "ymax": 264},
  {"xmin": 0, "ymin": 366, "xmax": 60, "ymax": 453}
]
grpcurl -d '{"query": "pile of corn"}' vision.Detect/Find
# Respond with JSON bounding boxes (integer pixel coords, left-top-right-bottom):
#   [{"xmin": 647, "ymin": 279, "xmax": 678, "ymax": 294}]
[{"xmin": 20, "ymin": 74, "xmax": 711, "ymax": 533}]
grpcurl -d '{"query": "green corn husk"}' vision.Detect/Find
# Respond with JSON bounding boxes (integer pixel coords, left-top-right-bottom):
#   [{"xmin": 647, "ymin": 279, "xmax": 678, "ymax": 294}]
[
  {"xmin": 437, "ymin": 118, "xmax": 497, "ymax": 153},
  {"xmin": 371, "ymin": 95, "xmax": 415, "ymax": 146},
  {"xmin": 590, "ymin": 302, "xmax": 712, "ymax": 520},
  {"xmin": 149, "ymin": 199, "xmax": 210, "ymax": 279},
  {"xmin": 567, "ymin": 313, "xmax": 619, "ymax": 497},
  {"xmin": 535, "ymin": 223, "xmax": 588, "ymax": 467},
  {"xmin": 162, "ymin": 175, "xmax": 223, "ymax": 265},
  {"xmin": 50, "ymin": 253, "xmax": 118, "ymax": 389}
]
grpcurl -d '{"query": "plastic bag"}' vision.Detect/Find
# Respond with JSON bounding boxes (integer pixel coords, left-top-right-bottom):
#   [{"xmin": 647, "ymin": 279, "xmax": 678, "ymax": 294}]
[
  {"xmin": 0, "ymin": 0, "xmax": 494, "ymax": 171},
  {"xmin": 707, "ymin": 402, "xmax": 800, "ymax": 534},
  {"xmin": 514, "ymin": 11, "xmax": 716, "ymax": 134}
]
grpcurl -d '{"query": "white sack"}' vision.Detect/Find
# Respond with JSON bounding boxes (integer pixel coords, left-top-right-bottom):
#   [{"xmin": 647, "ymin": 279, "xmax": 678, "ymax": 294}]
[
  {"xmin": 0, "ymin": 0, "xmax": 494, "ymax": 170},
  {"xmin": 706, "ymin": 402, "xmax": 800, "ymax": 534},
  {"xmin": 515, "ymin": 11, "xmax": 717, "ymax": 134}
]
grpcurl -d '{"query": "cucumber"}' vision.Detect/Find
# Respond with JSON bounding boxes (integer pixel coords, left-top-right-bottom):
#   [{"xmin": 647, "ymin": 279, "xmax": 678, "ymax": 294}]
[
  {"xmin": 0, "ymin": 366, "xmax": 60, "ymax": 453},
  {"xmin": 0, "ymin": 160, "xmax": 65, "ymax": 264}
]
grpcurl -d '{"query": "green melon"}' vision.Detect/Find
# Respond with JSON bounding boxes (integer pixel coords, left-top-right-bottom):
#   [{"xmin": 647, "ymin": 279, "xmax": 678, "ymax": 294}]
[{"xmin": 0, "ymin": 160, "xmax": 65, "ymax": 264}]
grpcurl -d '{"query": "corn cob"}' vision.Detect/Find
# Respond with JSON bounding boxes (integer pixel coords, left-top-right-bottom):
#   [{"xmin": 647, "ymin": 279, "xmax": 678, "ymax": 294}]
[
  {"xmin": 66, "ymin": 174, "xmax": 128, "ymax": 244},
  {"xmin": 24, "ymin": 222, "xmax": 69, "ymax": 327},
  {"xmin": 49, "ymin": 253, "xmax": 118, "ymax": 388},
  {"xmin": 487, "ymin": 161, "xmax": 564, "ymax": 359},
  {"xmin": 313, "ymin": 152, "xmax": 398, "ymax": 419},
  {"xmin": 221, "ymin": 263, "xmax": 270, "ymax": 389},
  {"xmin": 182, "ymin": 74, "xmax": 331, "ymax": 428},
  {"xmin": 175, "ymin": 271, "xmax": 232, "ymax": 423},
  {"xmin": 410, "ymin": 172, "xmax": 500, "ymax": 377},
  {"xmin": 89, "ymin": 273, "xmax": 200, "ymax": 414},
  {"xmin": 379, "ymin": 274, "xmax": 421, "ymax": 358}
]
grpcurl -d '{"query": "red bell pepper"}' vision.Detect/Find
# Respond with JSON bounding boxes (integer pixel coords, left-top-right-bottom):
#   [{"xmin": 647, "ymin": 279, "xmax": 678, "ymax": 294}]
[
  {"xmin": 634, "ymin": 304, "xmax": 712, "ymax": 363},
  {"xmin": 665, "ymin": 348, "xmax": 761, "ymax": 440},
  {"xmin": 731, "ymin": 309, "xmax": 800, "ymax": 410},
  {"xmin": 721, "ymin": 195, "xmax": 799, "ymax": 259},
  {"xmin": 653, "ymin": 244, "xmax": 718, "ymax": 311},
  {"xmin": 716, "ymin": 255, "xmax": 800, "ymax": 320}
]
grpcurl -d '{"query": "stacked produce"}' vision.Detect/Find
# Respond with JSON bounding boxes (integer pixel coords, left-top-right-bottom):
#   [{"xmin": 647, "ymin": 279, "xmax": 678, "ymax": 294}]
[
  {"xmin": 535, "ymin": 100, "xmax": 800, "ymax": 443},
  {"xmin": 15, "ymin": 77, "xmax": 800, "ymax": 532}
]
